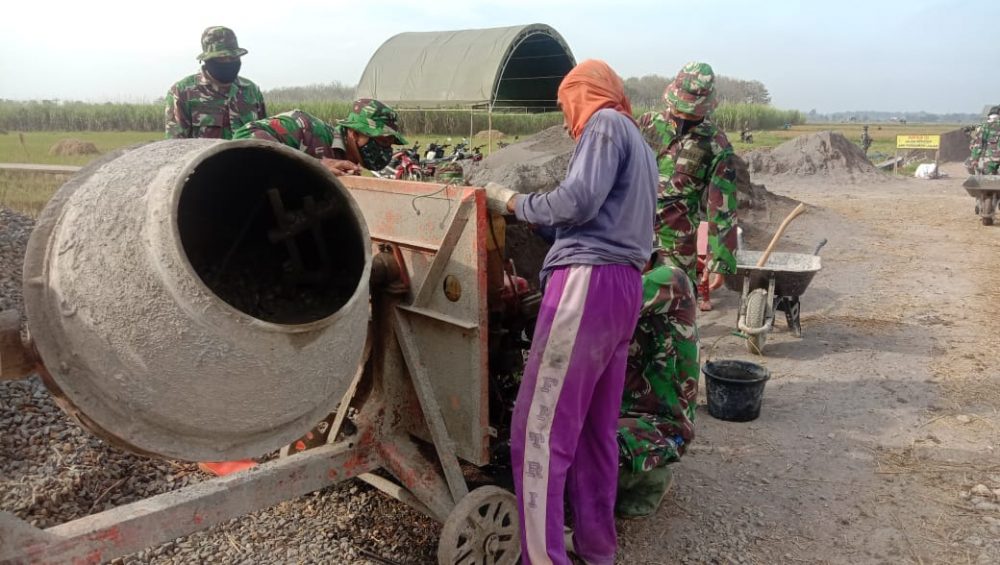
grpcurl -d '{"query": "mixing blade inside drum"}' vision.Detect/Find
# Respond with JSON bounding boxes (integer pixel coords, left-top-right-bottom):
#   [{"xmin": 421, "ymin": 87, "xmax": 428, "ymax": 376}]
[{"xmin": 178, "ymin": 147, "xmax": 366, "ymax": 324}]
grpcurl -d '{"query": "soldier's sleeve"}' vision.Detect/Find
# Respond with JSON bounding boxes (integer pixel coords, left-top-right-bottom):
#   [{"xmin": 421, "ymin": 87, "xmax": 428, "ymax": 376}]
[
  {"xmin": 706, "ymin": 150, "xmax": 739, "ymax": 274},
  {"xmin": 164, "ymin": 83, "xmax": 190, "ymax": 139}
]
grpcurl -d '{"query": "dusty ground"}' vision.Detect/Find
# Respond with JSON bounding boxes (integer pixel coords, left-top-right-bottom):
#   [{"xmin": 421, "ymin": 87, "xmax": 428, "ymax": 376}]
[
  {"xmin": 621, "ymin": 162, "xmax": 999, "ymax": 565},
  {"xmin": 3, "ymin": 160, "xmax": 999, "ymax": 564}
]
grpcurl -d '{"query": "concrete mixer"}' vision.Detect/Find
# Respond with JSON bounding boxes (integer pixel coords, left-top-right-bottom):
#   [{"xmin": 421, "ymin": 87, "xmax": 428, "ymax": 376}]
[{"xmin": 0, "ymin": 139, "xmax": 537, "ymax": 564}]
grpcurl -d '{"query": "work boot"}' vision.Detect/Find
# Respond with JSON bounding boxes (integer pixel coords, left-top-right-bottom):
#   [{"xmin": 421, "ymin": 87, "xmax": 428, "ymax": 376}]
[{"xmin": 615, "ymin": 465, "xmax": 674, "ymax": 519}]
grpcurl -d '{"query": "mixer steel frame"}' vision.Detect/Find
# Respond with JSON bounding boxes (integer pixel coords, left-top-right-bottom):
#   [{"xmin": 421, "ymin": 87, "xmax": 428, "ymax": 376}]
[{"xmin": 1, "ymin": 176, "xmax": 519, "ymax": 565}]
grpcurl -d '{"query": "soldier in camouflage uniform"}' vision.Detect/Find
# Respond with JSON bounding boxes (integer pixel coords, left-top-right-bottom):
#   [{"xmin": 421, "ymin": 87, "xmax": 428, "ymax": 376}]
[
  {"xmin": 165, "ymin": 27, "xmax": 266, "ymax": 139},
  {"xmin": 615, "ymin": 263, "xmax": 698, "ymax": 518},
  {"xmin": 967, "ymin": 106, "xmax": 1000, "ymax": 175},
  {"xmin": 232, "ymin": 99, "xmax": 407, "ymax": 176},
  {"xmin": 638, "ymin": 62, "xmax": 739, "ymax": 293},
  {"xmin": 860, "ymin": 125, "xmax": 873, "ymax": 156}
]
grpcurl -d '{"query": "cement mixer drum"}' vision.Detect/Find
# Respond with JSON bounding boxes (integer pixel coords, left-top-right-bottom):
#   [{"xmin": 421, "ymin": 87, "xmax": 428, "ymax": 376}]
[{"xmin": 22, "ymin": 139, "xmax": 371, "ymax": 461}]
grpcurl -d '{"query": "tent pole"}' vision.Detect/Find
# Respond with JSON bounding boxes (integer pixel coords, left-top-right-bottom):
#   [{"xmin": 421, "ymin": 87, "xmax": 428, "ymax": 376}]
[{"xmin": 488, "ymin": 104, "xmax": 493, "ymax": 156}]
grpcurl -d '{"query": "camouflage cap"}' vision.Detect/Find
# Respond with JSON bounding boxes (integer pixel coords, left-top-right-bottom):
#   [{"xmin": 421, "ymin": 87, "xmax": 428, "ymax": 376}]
[
  {"xmin": 337, "ymin": 98, "xmax": 408, "ymax": 145},
  {"xmin": 198, "ymin": 26, "xmax": 248, "ymax": 61},
  {"xmin": 664, "ymin": 62, "xmax": 718, "ymax": 118}
]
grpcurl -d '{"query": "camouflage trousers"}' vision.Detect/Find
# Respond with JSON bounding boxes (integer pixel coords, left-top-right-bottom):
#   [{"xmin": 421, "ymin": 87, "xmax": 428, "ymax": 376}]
[{"xmin": 617, "ymin": 265, "xmax": 700, "ymax": 473}]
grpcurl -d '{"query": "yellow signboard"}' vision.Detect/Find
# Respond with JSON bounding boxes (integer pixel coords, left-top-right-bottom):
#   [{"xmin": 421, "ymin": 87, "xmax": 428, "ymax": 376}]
[{"xmin": 896, "ymin": 134, "xmax": 940, "ymax": 149}]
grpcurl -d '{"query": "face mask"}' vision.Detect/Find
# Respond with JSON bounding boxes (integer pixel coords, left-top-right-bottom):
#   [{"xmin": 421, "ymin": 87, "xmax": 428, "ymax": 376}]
[
  {"xmin": 359, "ymin": 139, "xmax": 393, "ymax": 171},
  {"xmin": 204, "ymin": 60, "xmax": 242, "ymax": 84}
]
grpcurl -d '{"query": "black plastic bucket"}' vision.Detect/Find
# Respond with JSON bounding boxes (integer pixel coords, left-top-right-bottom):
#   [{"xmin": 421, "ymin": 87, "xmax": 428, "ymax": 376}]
[{"xmin": 703, "ymin": 360, "xmax": 771, "ymax": 422}]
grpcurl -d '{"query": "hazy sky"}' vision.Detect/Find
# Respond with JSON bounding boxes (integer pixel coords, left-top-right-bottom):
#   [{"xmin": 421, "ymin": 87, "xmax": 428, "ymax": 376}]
[{"xmin": 1, "ymin": 0, "xmax": 996, "ymax": 113}]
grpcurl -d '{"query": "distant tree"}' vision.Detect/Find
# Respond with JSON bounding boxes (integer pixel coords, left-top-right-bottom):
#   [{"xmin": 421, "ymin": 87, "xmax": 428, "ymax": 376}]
[
  {"xmin": 623, "ymin": 74, "xmax": 672, "ymax": 109},
  {"xmin": 264, "ymin": 81, "xmax": 356, "ymax": 104}
]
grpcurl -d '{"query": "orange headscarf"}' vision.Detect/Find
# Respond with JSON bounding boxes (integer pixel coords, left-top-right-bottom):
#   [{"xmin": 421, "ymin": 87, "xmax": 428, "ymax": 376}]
[{"xmin": 557, "ymin": 59, "xmax": 636, "ymax": 140}]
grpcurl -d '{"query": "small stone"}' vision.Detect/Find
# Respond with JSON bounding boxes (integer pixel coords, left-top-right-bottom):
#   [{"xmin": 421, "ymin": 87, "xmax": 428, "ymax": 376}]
[
  {"xmin": 971, "ymin": 484, "xmax": 991, "ymax": 497},
  {"xmin": 956, "ymin": 415, "xmax": 972, "ymax": 424}
]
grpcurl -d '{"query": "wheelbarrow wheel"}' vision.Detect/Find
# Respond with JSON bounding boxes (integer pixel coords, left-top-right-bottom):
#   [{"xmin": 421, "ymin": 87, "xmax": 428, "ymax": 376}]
[
  {"xmin": 745, "ymin": 288, "xmax": 768, "ymax": 355},
  {"xmin": 438, "ymin": 485, "xmax": 521, "ymax": 565}
]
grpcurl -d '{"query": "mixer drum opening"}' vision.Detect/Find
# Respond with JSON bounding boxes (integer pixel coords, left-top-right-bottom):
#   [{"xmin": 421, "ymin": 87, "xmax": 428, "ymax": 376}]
[{"xmin": 177, "ymin": 147, "xmax": 366, "ymax": 325}]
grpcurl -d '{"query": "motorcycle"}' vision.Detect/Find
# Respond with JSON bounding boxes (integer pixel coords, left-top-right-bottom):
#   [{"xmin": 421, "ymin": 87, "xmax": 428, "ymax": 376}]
[
  {"xmin": 424, "ymin": 141, "xmax": 451, "ymax": 161},
  {"xmin": 379, "ymin": 142, "xmax": 426, "ymax": 181}
]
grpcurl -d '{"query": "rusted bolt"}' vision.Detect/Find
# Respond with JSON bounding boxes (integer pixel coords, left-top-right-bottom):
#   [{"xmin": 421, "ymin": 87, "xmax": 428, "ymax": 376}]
[{"xmin": 443, "ymin": 274, "xmax": 462, "ymax": 302}]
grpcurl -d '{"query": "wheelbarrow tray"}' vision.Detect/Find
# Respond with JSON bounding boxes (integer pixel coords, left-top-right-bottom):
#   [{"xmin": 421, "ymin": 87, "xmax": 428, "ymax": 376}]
[
  {"xmin": 963, "ymin": 175, "xmax": 1000, "ymax": 197},
  {"xmin": 723, "ymin": 250, "xmax": 821, "ymax": 297}
]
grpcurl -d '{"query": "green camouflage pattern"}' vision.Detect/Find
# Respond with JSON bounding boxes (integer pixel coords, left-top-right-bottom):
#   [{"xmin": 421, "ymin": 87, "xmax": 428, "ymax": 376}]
[
  {"xmin": 664, "ymin": 62, "xmax": 718, "ymax": 118},
  {"xmin": 164, "ymin": 71, "xmax": 266, "ymax": 139},
  {"xmin": 638, "ymin": 110, "xmax": 739, "ymax": 282},
  {"xmin": 198, "ymin": 26, "xmax": 248, "ymax": 61},
  {"xmin": 617, "ymin": 264, "xmax": 699, "ymax": 473},
  {"xmin": 967, "ymin": 117, "xmax": 1000, "ymax": 174},
  {"xmin": 860, "ymin": 126, "xmax": 872, "ymax": 154},
  {"xmin": 232, "ymin": 109, "xmax": 346, "ymax": 159},
  {"xmin": 337, "ymin": 98, "xmax": 407, "ymax": 145}
]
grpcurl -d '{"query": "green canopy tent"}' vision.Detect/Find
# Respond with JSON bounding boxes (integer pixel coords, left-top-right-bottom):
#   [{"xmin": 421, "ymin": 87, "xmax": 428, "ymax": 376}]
[{"xmin": 356, "ymin": 23, "xmax": 576, "ymax": 112}]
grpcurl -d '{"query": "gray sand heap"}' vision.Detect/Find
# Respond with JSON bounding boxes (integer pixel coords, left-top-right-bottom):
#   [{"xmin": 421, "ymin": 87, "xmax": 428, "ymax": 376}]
[
  {"xmin": 466, "ymin": 126, "xmax": 803, "ymax": 285},
  {"xmin": 744, "ymin": 131, "xmax": 881, "ymax": 181}
]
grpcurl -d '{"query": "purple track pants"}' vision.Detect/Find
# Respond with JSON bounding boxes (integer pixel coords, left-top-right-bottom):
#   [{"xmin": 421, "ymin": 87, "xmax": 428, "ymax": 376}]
[{"xmin": 511, "ymin": 264, "xmax": 642, "ymax": 565}]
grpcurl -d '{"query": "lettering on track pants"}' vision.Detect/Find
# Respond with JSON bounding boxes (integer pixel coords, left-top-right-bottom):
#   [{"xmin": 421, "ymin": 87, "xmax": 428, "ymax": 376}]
[{"xmin": 511, "ymin": 263, "xmax": 642, "ymax": 565}]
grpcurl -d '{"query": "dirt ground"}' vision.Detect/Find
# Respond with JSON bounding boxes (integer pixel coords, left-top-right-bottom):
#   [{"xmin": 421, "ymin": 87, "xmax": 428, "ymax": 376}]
[{"xmin": 619, "ymin": 162, "xmax": 999, "ymax": 564}]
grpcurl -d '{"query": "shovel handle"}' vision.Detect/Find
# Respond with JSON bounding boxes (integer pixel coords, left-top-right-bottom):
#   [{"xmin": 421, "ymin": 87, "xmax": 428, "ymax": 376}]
[{"xmin": 756, "ymin": 203, "xmax": 807, "ymax": 268}]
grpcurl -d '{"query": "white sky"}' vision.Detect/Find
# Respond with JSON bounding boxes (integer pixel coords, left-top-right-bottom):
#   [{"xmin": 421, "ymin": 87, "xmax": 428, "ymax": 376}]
[{"xmin": 1, "ymin": 0, "xmax": 996, "ymax": 113}]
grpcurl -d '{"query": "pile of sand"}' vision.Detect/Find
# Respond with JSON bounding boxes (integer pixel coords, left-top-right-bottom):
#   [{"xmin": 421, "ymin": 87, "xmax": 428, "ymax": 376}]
[
  {"xmin": 465, "ymin": 126, "xmax": 800, "ymax": 285},
  {"xmin": 474, "ymin": 129, "xmax": 506, "ymax": 139},
  {"xmin": 466, "ymin": 125, "xmax": 576, "ymax": 195},
  {"xmin": 49, "ymin": 139, "xmax": 99, "ymax": 156},
  {"xmin": 744, "ymin": 131, "xmax": 880, "ymax": 181}
]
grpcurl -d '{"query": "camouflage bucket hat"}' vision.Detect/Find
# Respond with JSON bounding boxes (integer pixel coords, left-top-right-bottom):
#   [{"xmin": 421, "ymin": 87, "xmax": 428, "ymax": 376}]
[
  {"xmin": 338, "ymin": 99, "xmax": 408, "ymax": 145},
  {"xmin": 664, "ymin": 62, "xmax": 718, "ymax": 118},
  {"xmin": 198, "ymin": 26, "xmax": 248, "ymax": 61}
]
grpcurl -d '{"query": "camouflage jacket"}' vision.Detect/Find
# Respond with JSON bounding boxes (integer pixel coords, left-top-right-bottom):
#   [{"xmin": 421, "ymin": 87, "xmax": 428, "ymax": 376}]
[
  {"xmin": 618, "ymin": 264, "xmax": 699, "ymax": 472},
  {"xmin": 232, "ymin": 110, "xmax": 346, "ymax": 159},
  {"xmin": 969, "ymin": 120, "xmax": 1000, "ymax": 166},
  {"xmin": 638, "ymin": 111, "xmax": 739, "ymax": 282},
  {"xmin": 164, "ymin": 71, "xmax": 266, "ymax": 139}
]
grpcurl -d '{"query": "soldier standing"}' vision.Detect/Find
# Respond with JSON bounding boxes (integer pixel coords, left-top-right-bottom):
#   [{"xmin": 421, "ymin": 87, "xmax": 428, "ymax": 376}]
[
  {"xmin": 165, "ymin": 26, "xmax": 266, "ymax": 139},
  {"xmin": 638, "ymin": 61, "xmax": 739, "ymax": 292},
  {"xmin": 967, "ymin": 106, "xmax": 1000, "ymax": 174},
  {"xmin": 608, "ymin": 62, "xmax": 739, "ymax": 521},
  {"xmin": 860, "ymin": 125, "xmax": 873, "ymax": 155}
]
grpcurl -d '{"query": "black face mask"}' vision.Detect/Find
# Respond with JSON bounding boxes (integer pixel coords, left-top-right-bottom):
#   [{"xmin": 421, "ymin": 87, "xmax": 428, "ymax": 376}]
[
  {"xmin": 359, "ymin": 139, "xmax": 393, "ymax": 171},
  {"xmin": 203, "ymin": 60, "xmax": 241, "ymax": 84}
]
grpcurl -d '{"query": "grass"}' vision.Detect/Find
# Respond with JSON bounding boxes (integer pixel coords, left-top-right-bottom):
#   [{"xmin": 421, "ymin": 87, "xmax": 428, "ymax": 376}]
[
  {"xmin": 0, "ymin": 122, "xmax": 966, "ymax": 217},
  {"xmin": 729, "ymin": 122, "xmax": 961, "ymax": 160}
]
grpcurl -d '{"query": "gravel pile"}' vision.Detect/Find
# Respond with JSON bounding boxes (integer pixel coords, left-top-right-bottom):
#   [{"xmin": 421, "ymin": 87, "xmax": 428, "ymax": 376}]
[
  {"xmin": 0, "ymin": 206, "xmax": 439, "ymax": 563},
  {"xmin": 0, "ymin": 206, "xmax": 33, "ymax": 313}
]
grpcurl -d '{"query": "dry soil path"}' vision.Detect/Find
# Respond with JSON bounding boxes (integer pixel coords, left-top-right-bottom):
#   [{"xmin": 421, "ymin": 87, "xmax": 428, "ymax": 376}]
[{"xmin": 617, "ymin": 164, "xmax": 1000, "ymax": 565}]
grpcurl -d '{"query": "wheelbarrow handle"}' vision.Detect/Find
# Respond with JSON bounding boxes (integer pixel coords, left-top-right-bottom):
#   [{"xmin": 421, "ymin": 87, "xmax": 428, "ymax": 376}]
[{"xmin": 813, "ymin": 238, "xmax": 828, "ymax": 256}]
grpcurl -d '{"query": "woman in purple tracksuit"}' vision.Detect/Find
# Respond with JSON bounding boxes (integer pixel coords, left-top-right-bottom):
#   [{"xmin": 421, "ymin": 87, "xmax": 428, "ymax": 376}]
[{"xmin": 485, "ymin": 59, "xmax": 658, "ymax": 565}]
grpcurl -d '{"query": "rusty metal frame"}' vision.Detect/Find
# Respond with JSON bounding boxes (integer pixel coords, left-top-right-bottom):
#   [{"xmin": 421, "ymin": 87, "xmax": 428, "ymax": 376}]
[{"xmin": 0, "ymin": 176, "xmax": 497, "ymax": 563}]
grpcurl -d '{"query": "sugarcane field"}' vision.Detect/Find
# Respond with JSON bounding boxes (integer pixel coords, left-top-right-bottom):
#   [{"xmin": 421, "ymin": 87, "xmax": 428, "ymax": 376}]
[{"xmin": 1, "ymin": 2, "xmax": 998, "ymax": 564}]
